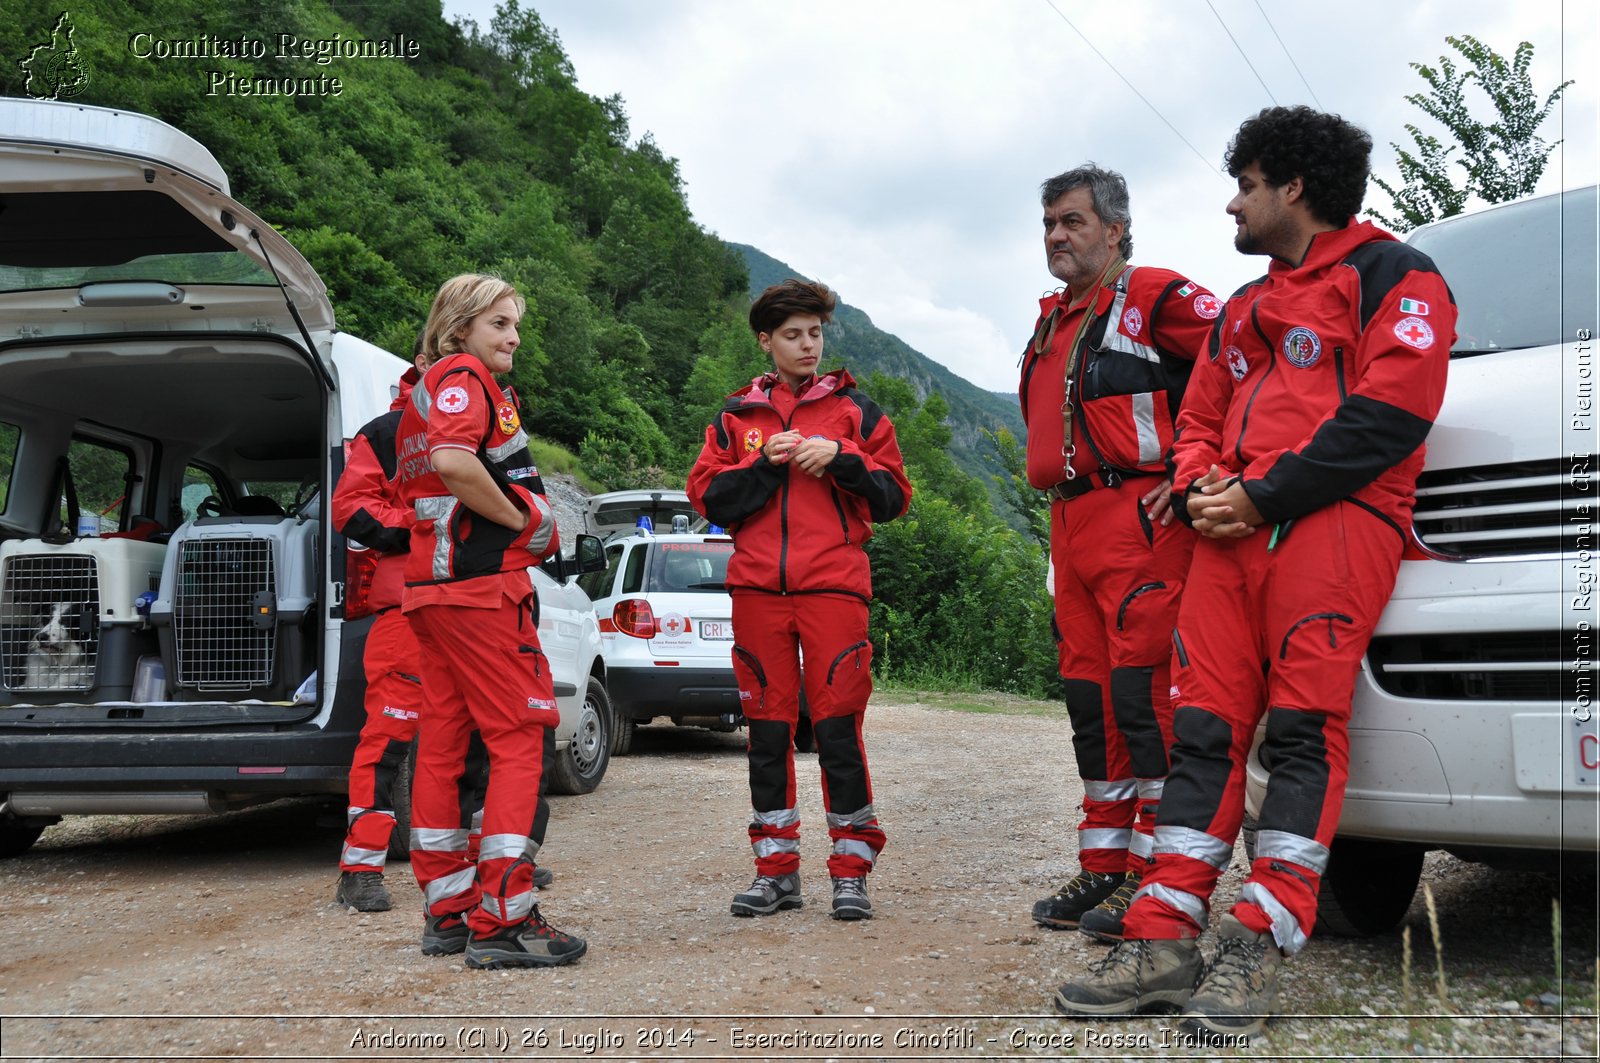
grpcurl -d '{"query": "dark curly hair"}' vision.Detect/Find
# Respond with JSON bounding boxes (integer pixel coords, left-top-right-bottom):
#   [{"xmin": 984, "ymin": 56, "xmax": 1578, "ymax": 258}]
[{"xmin": 1224, "ymin": 106, "xmax": 1372, "ymax": 226}]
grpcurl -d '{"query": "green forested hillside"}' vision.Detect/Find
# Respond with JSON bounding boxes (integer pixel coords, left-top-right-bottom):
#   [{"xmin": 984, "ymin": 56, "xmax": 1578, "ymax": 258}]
[
  {"xmin": 0, "ymin": 0, "xmax": 1060, "ymax": 697},
  {"xmin": 733, "ymin": 244, "xmax": 1027, "ymax": 486}
]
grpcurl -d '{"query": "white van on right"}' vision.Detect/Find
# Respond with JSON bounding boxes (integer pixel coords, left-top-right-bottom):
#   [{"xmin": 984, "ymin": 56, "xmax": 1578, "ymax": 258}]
[{"xmin": 1245, "ymin": 185, "xmax": 1599, "ymax": 935}]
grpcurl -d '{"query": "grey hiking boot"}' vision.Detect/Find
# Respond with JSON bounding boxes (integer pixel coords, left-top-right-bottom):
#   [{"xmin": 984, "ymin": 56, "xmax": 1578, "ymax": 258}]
[
  {"xmin": 1032, "ymin": 869, "xmax": 1124, "ymax": 929},
  {"xmin": 830, "ymin": 875, "xmax": 873, "ymax": 920},
  {"xmin": 730, "ymin": 872, "xmax": 802, "ymax": 916},
  {"xmin": 335, "ymin": 870, "xmax": 392, "ymax": 912},
  {"xmin": 1181, "ymin": 914, "xmax": 1284, "ymax": 1037},
  {"xmin": 1052, "ymin": 936, "xmax": 1203, "ymax": 1018},
  {"xmin": 420, "ymin": 910, "xmax": 471, "ymax": 956},
  {"xmin": 464, "ymin": 906, "xmax": 588, "ymax": 969},
  {"xmin": 1079, "ymin": 872, "xmax": 1141, "ymax": 943}
]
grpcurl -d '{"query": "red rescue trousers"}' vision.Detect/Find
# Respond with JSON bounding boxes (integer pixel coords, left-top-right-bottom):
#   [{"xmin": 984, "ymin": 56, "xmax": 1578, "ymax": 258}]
[
  {"xmin": 407, "ymin": 582, "xmax": 560, "ymax": 935},
  {"xmin": 1050, "ymin": 480, "xmax": 1191, "ymax": 875},
  {"xmin": 731, "ymin": 591, "xmax": 884, "ymax": 879},
  {"xmin": 339, "ymin": 610, "xmax": 421, "ymax": 873},
  {"xmin": 1123, "ymin": 502, "xmax": 1402, "ymax": 954}
]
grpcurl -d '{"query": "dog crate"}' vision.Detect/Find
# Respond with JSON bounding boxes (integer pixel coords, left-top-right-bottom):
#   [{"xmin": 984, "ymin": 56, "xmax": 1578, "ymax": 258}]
[
  {"xmin": 0, "ymin": 538, "xmax": 168, "ymax": 704},
  {"xmin": 150, "ymin": 517, "xmax": 319, "ymax": 701}
]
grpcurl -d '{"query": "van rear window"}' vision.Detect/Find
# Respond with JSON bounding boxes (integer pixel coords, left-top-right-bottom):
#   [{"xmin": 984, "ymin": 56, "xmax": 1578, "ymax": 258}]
[{"xmin": 647, "ymin": 541, "xmax": 733, "ymax": 592}]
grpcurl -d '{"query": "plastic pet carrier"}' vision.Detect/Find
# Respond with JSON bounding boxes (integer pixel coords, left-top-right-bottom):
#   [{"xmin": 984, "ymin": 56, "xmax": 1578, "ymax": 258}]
[
  {"xmin": 0, "ymin": 538, "xmax": 168, "ymax": 704},
  {"xmin": 150, "ymin": 517, "xmax": 320, "ymax": 701}
]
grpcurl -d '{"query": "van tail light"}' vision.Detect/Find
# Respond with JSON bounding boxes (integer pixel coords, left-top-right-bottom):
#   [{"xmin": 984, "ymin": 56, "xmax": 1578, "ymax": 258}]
[
  {"xmin": 613, "ymin": 598, "xmax": 658, "ymax": 639},
  {"xmin": 345, "ymin": 547, "xmax": 379, "ymax": 620}
]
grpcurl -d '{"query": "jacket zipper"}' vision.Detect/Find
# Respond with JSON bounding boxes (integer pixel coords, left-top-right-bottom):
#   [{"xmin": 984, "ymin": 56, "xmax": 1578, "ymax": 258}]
[
  {"xmin": 1234, "ymin": 302, "xmax": 1277, "ymax": 467},
  {"xmin": 830, "ymin": 486, "xmax": 851, "ymax": 544},
  {"xmin": 1333, "ymin": 346, "xmax": 1347, "ymax": 399}
]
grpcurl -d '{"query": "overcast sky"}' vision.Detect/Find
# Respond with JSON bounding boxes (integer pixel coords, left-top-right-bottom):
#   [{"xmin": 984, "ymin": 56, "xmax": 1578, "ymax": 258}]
[{"xmin": 442, "ymin": 0, "xmax": 1597, "ymax": 392}]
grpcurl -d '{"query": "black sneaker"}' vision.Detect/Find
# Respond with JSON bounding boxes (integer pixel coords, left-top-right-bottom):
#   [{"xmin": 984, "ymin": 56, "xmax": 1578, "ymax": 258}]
[
  {"xmin": 533, "ymin": 865, "xmax": 553, "ymax": 889},
  {"xmin": 1079, "ymin": 872, "xmax": 1141, "ymax": 943},
  {"xmin": 730, "ymin": 872, "xmax": 803, "ymax": 916},
  {"xmin": 420, "ymin": 910, "xmax": 471, "ymax": 956},
  {"xmin": 1032, "ymin": 869, "xmax": 1124, "ymax": 929},
  {"xmin": 464, "ymin": 907, "xmax": 588, "ymax": 969},
  {"xmin": 335, "ymin": 870, "xmax": 393, "ymax": 912},
  {"xmin": 830, "ymin": 876, "xmax": 873, "ymax": 920}
]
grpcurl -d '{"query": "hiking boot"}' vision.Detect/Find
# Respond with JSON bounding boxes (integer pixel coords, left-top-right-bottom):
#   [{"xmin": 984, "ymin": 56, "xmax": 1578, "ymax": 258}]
[
  {"xmin": 1031, "ymin": 869, "xmax": 1124, "ymax": 929},
  {"xmin": 465, "ymin": 907, "xmax": 588, "ymax": 969},
  {"xmin": 1052, "ymin": 936, "xmax": 1203, "ymax": 1018},
  {"xmin": 1181, "ymin": 914, "xmax": 1284, "ymax": 1037},
  {"xmin": 1079, "ymin": 872, "xmax": 1141, "ymax": 943},
  {"xmin": 830, "ymin": 875, "xmax": 873, "ymax": 920},
  {"xmin": 730, "ymin": 872, "xmax": 803, "ymax": 916},
  {"xmin": 334, "ymin": 870, "xmax": 392, "ymax": 912},
  {"xmin": 420, "ymin": 910, "xmax": 471, "ymax": 956},
  {"xmin": 533, "ymin": 865, "xmax": 553, "ymax": 889}
]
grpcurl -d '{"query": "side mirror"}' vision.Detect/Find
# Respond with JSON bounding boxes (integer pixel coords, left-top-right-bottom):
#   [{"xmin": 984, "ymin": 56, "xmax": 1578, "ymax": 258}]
[{"xmin": 574, "ymin": 533, "xmax": 606, "ymax": 574}]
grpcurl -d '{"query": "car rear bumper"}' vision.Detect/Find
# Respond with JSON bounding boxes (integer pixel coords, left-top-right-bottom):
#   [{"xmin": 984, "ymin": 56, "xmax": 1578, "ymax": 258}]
[{"xmin": 607, "ymin": 665, "xmax": 739, "ymax": 719}]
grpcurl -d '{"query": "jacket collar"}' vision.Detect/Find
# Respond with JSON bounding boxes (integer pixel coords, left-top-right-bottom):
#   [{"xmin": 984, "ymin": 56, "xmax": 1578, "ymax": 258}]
[
  {"xmin": 1271, "ymin": 218, "xmax": 1398, "ymax": 277},
  {"xmin": 730, "ymin": 367, "xmax": 856, "ymax": 409}
]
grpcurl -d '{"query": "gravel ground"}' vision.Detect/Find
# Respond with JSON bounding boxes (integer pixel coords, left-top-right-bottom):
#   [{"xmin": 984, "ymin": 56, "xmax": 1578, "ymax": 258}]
[{"xmin": 0, "ymin": 693, "xmax": 1594, "ymax": 1061}]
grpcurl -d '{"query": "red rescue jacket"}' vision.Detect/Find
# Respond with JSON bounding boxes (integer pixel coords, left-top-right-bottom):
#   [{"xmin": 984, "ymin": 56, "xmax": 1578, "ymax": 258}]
[
  {"xmin": 1170, "ymin": 219, "xmax": 1456, "ymax": 535},
  {"xmin": 395, "ymin": 354, "xmax": 558, "ymax": 590},
  {"xmin": 1020, "ymin": 266, "xmax": 1216, "ymax": 489},
  {"xmin": 331, "ymin": 367, "xmax": 421, "ymax": 612},
  {"xmin": 688, "ymin": 369, "xmax": 911, "ymax": 600}
]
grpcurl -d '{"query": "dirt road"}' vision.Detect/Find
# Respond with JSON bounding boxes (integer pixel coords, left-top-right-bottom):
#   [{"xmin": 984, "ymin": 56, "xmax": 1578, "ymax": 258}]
[{"xmin": 1, "ymin": 695, "xmax": 1593, "ymax": 1060}]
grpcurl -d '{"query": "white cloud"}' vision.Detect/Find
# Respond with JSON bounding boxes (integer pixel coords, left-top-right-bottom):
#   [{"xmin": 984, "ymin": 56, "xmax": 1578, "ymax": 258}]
[{"xmin": 445, "ymin": 0, "xmax": 1599, "ymax": 391}]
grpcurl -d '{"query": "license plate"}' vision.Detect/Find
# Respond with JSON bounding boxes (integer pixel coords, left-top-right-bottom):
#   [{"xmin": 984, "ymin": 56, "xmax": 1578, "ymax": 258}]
[{"xmin": 699, "ymin": 620, "xmax": 733, "ymax": 641}]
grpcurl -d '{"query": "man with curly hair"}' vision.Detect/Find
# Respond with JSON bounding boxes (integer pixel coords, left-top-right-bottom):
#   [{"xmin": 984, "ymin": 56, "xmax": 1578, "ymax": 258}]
[{"xmin": 1054, "ymin": 106, "xmax": 1456, "ymax": 1037}]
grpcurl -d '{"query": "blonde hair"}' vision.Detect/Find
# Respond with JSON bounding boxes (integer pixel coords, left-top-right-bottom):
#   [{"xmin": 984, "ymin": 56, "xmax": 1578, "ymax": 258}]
[{"xmin": 421, "ymin": 274, "xmax": 525, "ymax": 365}]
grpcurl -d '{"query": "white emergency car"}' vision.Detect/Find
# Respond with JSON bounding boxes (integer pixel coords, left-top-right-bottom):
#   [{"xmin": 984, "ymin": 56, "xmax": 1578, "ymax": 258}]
[
  {"xmin": 0, "ymin": 98, "xmax": 610, "ymax": 858},
  {"xmin": 1246, "ymin": 185, "xmax": 1598, "ymax": 934}
]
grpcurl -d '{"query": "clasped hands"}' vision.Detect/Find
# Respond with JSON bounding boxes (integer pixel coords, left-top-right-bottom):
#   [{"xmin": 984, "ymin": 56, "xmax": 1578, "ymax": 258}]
[
  {"xmin": 763, "ymin": 429, "xmax": 839, "ymax": 477},
  {"xmin": 1186, "ymin": 464, "xmax": 1264, "ymax": 539}
]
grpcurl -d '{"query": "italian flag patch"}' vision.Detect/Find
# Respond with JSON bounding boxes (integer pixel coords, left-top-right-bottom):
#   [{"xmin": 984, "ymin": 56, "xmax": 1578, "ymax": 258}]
[
  {"xmin": 1177, "ymin": 282, "xmax": 1197, "ymax": 297},
  {"xmin": 1399, "ymin": 298, "xmax": 1429, "ymax": 316}
]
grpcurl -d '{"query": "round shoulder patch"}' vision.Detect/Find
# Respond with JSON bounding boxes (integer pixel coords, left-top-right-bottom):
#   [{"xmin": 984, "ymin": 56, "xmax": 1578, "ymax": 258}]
[
  {"xmin": 496, "ymin": 401, "xmax": 520, "ymax": 436},
  {"xmin": 1193, "ymin": 293, "xmax": 1222, "ymax": 319},
  {"xmin": 1122, "ymin": 306, "xmax": 1145, "ymax": 337},
  {"xmin": 1225, "ymin": 346, "xmax": 1249, "ymax": 381},
  {"xmin": 437, "ymin": 385, "xmax": 470, "ymax": 415},
  {"xmin": 1393, "ymin": 315, "xmax": 1436, "ymax": 350},
  {"xmin": 1282, "ymin": 326, "xmax": 1322, "ymax": 368}
]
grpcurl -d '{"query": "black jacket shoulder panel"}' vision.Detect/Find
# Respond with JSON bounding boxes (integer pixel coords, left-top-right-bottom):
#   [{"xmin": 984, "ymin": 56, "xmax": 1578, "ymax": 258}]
[{"xmin": 1340, "ymin": 242, "xmax": 1454, "ymax": 328}]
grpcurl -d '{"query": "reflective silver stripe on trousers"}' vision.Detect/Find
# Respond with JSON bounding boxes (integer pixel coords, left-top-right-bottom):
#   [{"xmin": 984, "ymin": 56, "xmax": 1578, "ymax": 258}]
[
  {"xmin": 1080, "ymin": 827, "xmax": 1132, "ymax": 851},
  {"xmin": 1239, "ymin": 880, "xmax": 1308, "ymax": 954},
  {"xmin": 753, "ymin": 837, "xmax": 801, "ymax": 858},
  {"xmin": 1136, "ymin": 778, "xmax": 1165, "ymax": 801},
  {"xmin": 486, "ymin": 428, "xmax": 529, "ymax": 463},
  {"xmin": 412, "ymin": 378, "xmax": 432, "ymax": 421},
  {"xmin": 346, "ymin": 805, "xmax": 396, "ymax": 827},
  {"xmin": 481, "ymin": 887, "xmax": 535, "ymax": 924},
  {"xmin": 424, "ymin": 867, "xmax": 476, "ymax": 906},
  {"xmin": 412, "ymin": 826, "xmax": 470, "ymax": 851},
  {"xmin": 752, "ymin": 807, "xmax": 800, "ymax": 829},
  {"xmin": 415, "ymin": 495, "xmax": 455, "ymax": 521},
  {"xmin": 1131, "ymin": 881, "xmax": 1209, "ymax": 929},
  {"xmin": 341, "ymin": 844, "xmax": 387, "ymax": 868},
  {"xmin": 1083, "ymin": 778, "xmax": 1137, "ymax": 802},
  {"xmin": 832, "ymin": 838, "xmax": 878, "ymax": 864},
  {"xmin": 524, "ymin": 494, "xmax": 555, "ymax": 556},
  {"xmin": 1101, "ymin": 284, "xmax": 1163, "ymax": 363},
  {"xmin": 1129, "ymin": 830, "xmax": 1154, "ymax": 861},
  {"xmin": 1255, "ymin": 829, "xmax": 1330, "ymax": 874},
  {"xmin": 479, "ymin": 833, "xmax": 539, "ymax": 863},
  {"xmin": 825, "ymin": 804, "xmax": 877, "ymax": 830},
  {"xmin": 1153, "ymin": 825, "xmax": 1233, "ymax": 870},
  {"xmin": 1130, "ymin": 392, "xmax": 1162, "ymax": 465}
]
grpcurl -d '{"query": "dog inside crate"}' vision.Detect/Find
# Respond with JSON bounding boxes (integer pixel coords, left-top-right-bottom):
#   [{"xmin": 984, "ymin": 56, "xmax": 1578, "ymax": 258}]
[{"xmin": 1, "ymin": 554, "xmax": 100, "ymax": 692}]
